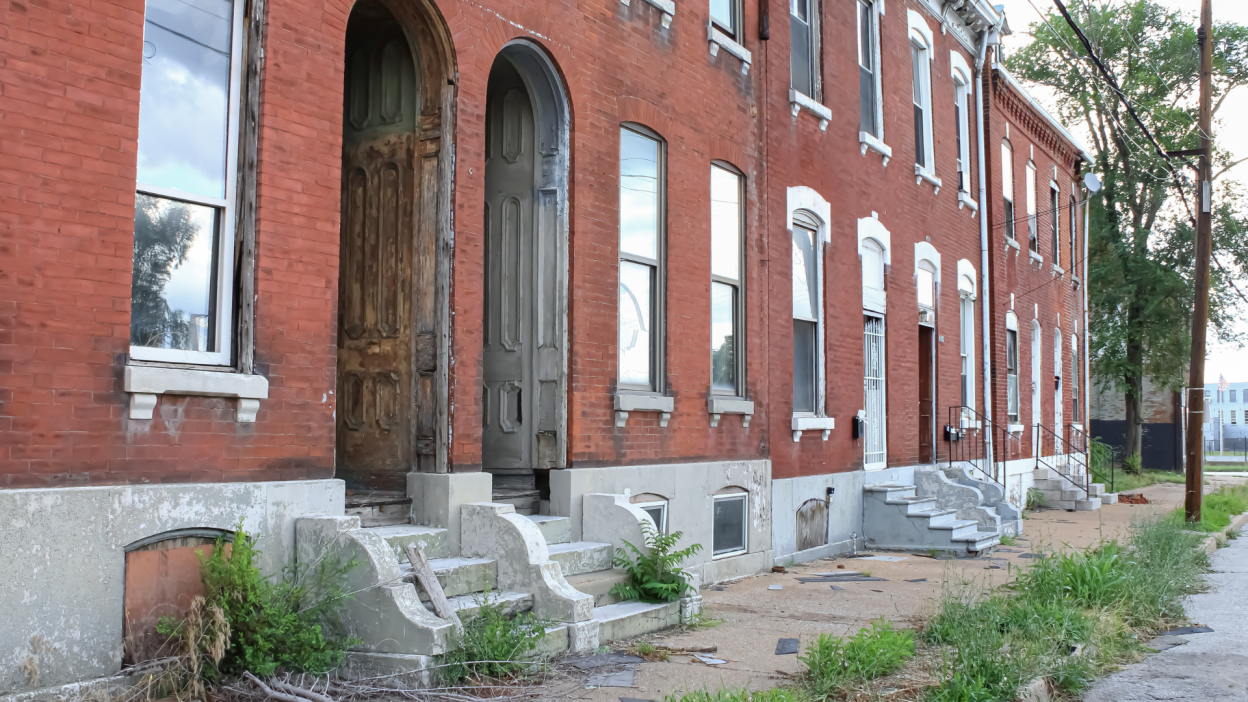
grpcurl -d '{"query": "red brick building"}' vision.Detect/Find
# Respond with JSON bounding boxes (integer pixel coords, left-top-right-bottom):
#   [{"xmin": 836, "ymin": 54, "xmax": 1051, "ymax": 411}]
[{"xmin": 0, "ymin": 0, "xmax": 1091, "ymax": 691}]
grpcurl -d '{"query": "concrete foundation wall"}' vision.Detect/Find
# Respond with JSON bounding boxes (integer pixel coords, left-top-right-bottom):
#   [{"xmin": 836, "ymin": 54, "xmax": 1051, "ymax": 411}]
[
  {"xmin": 549, "ymin": 460, "xmax": 772, "ymax": 584},
  {"xmin": 0, "ymin": 480, "xmax": 343, "ymax": 695},
  {"xmin": 770, "ymin": 471, "xmax": 865, "ymax": 566}
]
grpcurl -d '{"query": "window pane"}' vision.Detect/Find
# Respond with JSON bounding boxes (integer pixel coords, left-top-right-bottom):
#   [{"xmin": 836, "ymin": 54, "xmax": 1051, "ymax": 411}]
[
  {"xmin": 713, "ymin": 495, "xmax": 747, "ymax": 555},
  {"xmin": 790, "ymin": 0, "xmax": 807, "ymax": 22},
  {"xmin": 1004, "ymin": 200, "xmax": 1015, "ymax": 240},
  {"xmin": 954, "ymin": 101, "xmax": 963, "ymax": 185},
  {"xmin": 1051, "ymin": 188, "xmax": 1060, "ymax": 262},
  {"xmin": 858, "ymin": 1, "xmax": 873, "ymax": 70},
  {"xmin": 912, "ymin": 46, "xmax": 925, "ymax": 167},
  {"xmin": 791, "ymin": 225, "xmax": 816, "ymax": 320},
  {"xmin": 618, "ymin": 260, "xmax": 654, "ymax": 387},
  {"xmin": 859, "ymin": 67, "xmax": 876, "ymax": 136},
  {"xmin": 710, "ymin": 0, "xmax": 734, "ymax": 32},
  {"xmin": 710, "ymin": 166, "xmax": 741, "ymax": 281},
  {"xmin": 620, "ymin": 129, "xmax": 659, "ymax": 260},
  {"xmin": 862, "ymin": 242, "xmax": 884, "ymax": 291},
  {"xmin": 1001, "ymin": 143, "xmax": 1013, "ymax": 194},
  {"xmin": 130, "ymin": 193, "xmax": 218, "ymax": 351},
  {"xmin": 790, "ymin": 11, "xmax": 812, "ymax": 96},
  {"xmin": 792, "ymin": 319, "xmax": 816, "ymax": 412},
  {"xmin": 138, "ymin": 0, "xmax": 234, "ymax": 198},
  {"xmin": 641, "ymin": 504, "xmax": 666, "ymax": 532},
  {"xmin": 711, "ymin": 282, "xmax": 737, "ymax": 393},
  {"xmin": 917, "ymin": 267, "xmax": 934, "ymax": 308},
  {"xmin": 1006, "ymin": 330, "xmax": 1017, "ymax": 371},
  {"xmin": 1026, "ymin": 166, "xmax": 1038, "ymax": 251}
]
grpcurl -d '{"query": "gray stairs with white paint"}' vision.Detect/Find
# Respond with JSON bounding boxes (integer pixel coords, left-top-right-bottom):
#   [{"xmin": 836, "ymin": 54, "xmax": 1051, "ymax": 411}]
[
  {"xmin": 1032, "ymin": 466, "xmax": 1114, "ymax": 510},
  {"xmin": 863, "ymin": 483, "xmax": 1000, "ymax": 555},
  {"xmin": 942, "ymin": 464, "xmax": 1024, "ymax": 535}
]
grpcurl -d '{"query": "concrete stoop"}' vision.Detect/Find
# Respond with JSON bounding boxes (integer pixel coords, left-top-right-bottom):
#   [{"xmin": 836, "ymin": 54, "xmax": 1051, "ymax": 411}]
[
  {"xmin": 863, "ymin": 483, "xmax": 1001, "ymax": 555},
  {"xmin": 943, "ymin": 464, "xmax": 1024, "ymax": 535},
  {"xmin": 1032, "ymin": 467, "xmax": 1112, "ymax": 511}
]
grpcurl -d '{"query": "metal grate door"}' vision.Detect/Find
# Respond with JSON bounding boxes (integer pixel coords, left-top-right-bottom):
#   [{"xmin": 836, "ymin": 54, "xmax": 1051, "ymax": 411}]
[{"xmin": 863, "ymin": 314, "xmax": 887, "ymax": 469}]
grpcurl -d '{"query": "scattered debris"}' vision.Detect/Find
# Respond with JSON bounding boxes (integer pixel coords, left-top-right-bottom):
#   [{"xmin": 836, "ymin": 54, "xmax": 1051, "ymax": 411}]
[
  {"xmin": 775, "ymin": 638, "xmax": 800, "ymax": 655},
  {"xmin": 904, "ymin": 578, "xmax": 928, "ymax": 583},
  {"xmin": 1146, "ymin": 636, "xmax": 1189, "ymax": 652},
  {"xmin": 1119, "ymin": 493, "xmax": 1150, "ymax": 504},
  {"xmin": 655, "ymin": 644, "xmax": 718, "ymax": 654},
  {"xmin": 836, "ymin": 564, "xmax": 846, "ymax": 569},
  {"xmin": 569, "ymin": 652, "xmax": 644, "ymax": 670},
  {"xmin": 871, "ymin": 589, "xmax": 884, "ymax": 593},
  {"xmin": 985, "ymin": 566, "xmax": 1002, "ymax": 570},
  {"xmin": 830, "ymin": 585, "xmax": 845, "ymax": 591},
  {"xmin": 796, "ymin": 574, "xmax": 886, "ymax": 583},
  {"xmin": 772, "ymin": 565, "xmax": 787, "ymax": 573},
  {"xmin": 1159, "ymin": 626, "xmax": 1213, "ymax": 635},
  {"xmin": 587, "ymin": 669, "xmax": 637, "ymax": 687},
  {"xmin": 619, "ymin": 698, "xmax": 657, "ymax": 702},
  {"xmin": 768, "ymin": 584, "xmax": 783, "ymax": 590},
  {"xmin": 691, "ymin": 653, "xmax": 727, "ymax": 665},
  {"xmin": 1017, "ymin": 553, "xmax": 1048, "ymax": 559},
  {"xmin": 857, "ymin": 555, "xmax": 907, "ymax": 562}
]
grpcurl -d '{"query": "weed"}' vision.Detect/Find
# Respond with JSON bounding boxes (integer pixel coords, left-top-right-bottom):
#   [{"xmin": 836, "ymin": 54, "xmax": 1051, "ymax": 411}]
[
  {"xmin": 1105, "ymin": 469, "xmax": 1187, "ymax": 493},
  {"xmin": 633, "ymin": 641, "xmax": 669, "ymax": 662},
  {"xmin": 611, "ymin": 522, "xmax": 703, "ymax": 603},
  {"xmin": 1122, "ymin": 453, "xmax": 1143, "ymax": 476},
  {"xmin": 163, "ymin": 524, "xmax": 361, "ymax": 679},
  {"xmin": 1026, "ymin": 488, "xmax": 1046, "ymax": 511},
  {"xmin": 799, "ymin": 618, "xmax": 915, "ymax": 698},
  {"xmin": 440, "ymin": 593, "xmax": 551, "ymax": 684},
  {"xmin": 998, "ymin": 533, "xmax": 1017, "ymax": 547},
  {"xmin": 1166, "ymin": 484, "xmax": 1248, "ymax": 533},
  {"xmin": 663, "ymin": 687, "xmax": 811, "ymax": 701}
]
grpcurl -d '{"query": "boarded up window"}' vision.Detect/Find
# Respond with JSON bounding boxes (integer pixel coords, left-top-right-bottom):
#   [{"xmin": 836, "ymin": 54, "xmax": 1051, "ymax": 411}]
[
  {"xmin": 796, "ymin": 498, "xmax": 829, "ymax": 552},
  {"xmin": 123, "ymin": 534, "xmax": 228, "ymax": 664}
]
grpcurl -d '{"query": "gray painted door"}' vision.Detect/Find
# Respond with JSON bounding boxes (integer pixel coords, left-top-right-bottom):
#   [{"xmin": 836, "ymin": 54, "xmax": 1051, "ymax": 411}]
[{"xmin": 482, "ymin": 59, "xmax": 562, "ymax": 484}]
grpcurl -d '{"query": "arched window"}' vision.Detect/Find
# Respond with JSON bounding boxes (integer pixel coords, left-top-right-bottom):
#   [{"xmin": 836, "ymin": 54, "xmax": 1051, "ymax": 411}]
[
  {"xmin": 792, "ymin": 209, "xmax": 822, "ymax": 415},
  {"xmin": 618, "ymin": 124, "xmax": 666, "ymax": 392}
]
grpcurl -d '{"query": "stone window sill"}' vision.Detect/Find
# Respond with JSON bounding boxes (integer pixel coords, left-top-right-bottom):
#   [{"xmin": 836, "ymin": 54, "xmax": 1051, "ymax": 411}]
[
  {"xmin": 1029, "ymin": 250, "xmax": 1044, "ymax": 265},
  {"xmin": 708, "ymin": 25, "xmax": 750, "ymax": 74},
  {"xmin": 615, "ymin": 392, "xmax": 675, "ymax": 428},
  {"xmin": 792, "ymin": 415, "xmax": 834, "ymax": 442},
  {"xmin": 958, "ymin": 191, "xmax": 978, "ymax": 211},
  {"xmin": 125, "ymin": 365, "xmax": 269, "ymax": 422},
  {"xmin": 1008, "ymin": 423, "xmax": 1025, "ymax": 434},
  {"xmin": 708, "ymin": 397, "xmax": 754, "ymax": 428},
  {"xmin": 1005, "ymin": 237, "xmax": 1020, "ymax": 251},
  {"xmin": 622, "ymin": 0, "xmax": 674, "ymax": 27},
  {"xmin": 1052, "ymin": 264, "xmax": 1065, "ymax": 277},
  {"xmin": 859, "ymin": 132, "xmax": 892, "ymax": 166},
  {"xmin": 914, "ymin": 165, "xmax": 942, "ymax": 194},
  {"xmin": 1072, "ymin": 275, "xmax": 1081, "ymax": 289},
  {"xmin": 789, "ymin": 90, "xmax": 830, "ymax": 131}
]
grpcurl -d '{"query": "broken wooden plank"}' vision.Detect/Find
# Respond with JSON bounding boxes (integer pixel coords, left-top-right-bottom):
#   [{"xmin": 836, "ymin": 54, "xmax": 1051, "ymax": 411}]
[{"xmin": 405, "ymin": 544, "xmax": 463, "ymax": 636}]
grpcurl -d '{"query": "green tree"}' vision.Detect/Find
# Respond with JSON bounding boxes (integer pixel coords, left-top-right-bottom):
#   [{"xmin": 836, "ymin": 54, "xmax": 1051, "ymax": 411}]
[{"xmin": 1006, "ymin": 0, "xmax": 1248, "ymax": 459}]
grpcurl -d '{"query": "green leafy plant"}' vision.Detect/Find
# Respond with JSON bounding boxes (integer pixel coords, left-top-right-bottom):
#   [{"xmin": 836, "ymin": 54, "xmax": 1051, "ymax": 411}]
[
  {"xmin": 440, "ymin": 593, "xmax": 550, "ymax": 684},
  {"xmin": 1026, "ymin": 488, "xmax": 1046, "ymax": 511},
  {"xmin": 196, "ymin": 523, "xmax": 360, "ymax": 677},
  {"xmin": 663, "ymin": 688, "xmax": 811, "ymax": 702},
  {"xmin": 611, "ymin": 522, "xmax": 702, "ymax": 603},
  {"xmin": 998, "ymin": 533, "xmax": 1017, "ymax": 547},
  {"xmin": 799, "ymin": 618, "xmax": 915, "ymax": 698},
  {"xmin": 1166, "ymin": 484, "xmax": 1248, "ymax": 533},
  {"xmin": 1122, "ymin": 453, "xmax": 1143, "ymax": 476}
]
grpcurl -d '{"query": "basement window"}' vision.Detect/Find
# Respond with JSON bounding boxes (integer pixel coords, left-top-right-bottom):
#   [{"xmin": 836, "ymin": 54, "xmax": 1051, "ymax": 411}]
[
  {"xmin": 635, "ymin": 500, "xmax": 668, "ymax": 533},
  {"xmin": 712, "ymin": 492, "xmax": 748, "ymax": 558}
]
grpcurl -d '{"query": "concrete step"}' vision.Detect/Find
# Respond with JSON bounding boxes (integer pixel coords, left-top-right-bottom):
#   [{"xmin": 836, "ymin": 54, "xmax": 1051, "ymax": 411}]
[
  {"xmin": 1088, "ymin": 483, "xmax": 1106, "ymax": 497},
  {"xmin": 865, "ymin": 484, "xmax": 1001, "ymax": 555},
  {"xmin": 565, "ymin": 568, "xmax": 630, "ymax": 607},
  {"xmin": 402, "ymin": 557, "xmax": 497, "ymax": 598},
  {"xmin": 865, "ymin": 483, "xmax": 919, "ymax": 498},
  {"xmin": 926, "ymin": 518, "xmax": 980, "ymax": 541},
  {"xmin": 955, "ymin": 530, "xmax": 1001, "ymax": 554},
  {"xmin": 593, "ymin": 601, "xmax": 682, "ymax": 643},
  {"xmin": 886, "ymin": 496, "xmax": 940, "ymax": 514},
  {"xmin": 369, "ymin": 524, "xmax": 451, "ymax": 561},
  {"xmin": 1075, "ymin": 497, "xmax": 1103, "ymax": 511},
  {"xmin": 525, "ymin": 514, "xmax": 571, "ymax": 544},
  {"xmin": 1101, "ymin": 493, "xmax": 1119, "ymax": 505},
  {"xmin": 345, "ymin": 491, "xmax": 411, "ymax": 527},
  {"xmin": 441, "ymin": 590, "xmax": 533, "ymax": 620},
  {"xmin": 547, "ymin": 541, "xmax": 613, "ymax": 576},
  {"xmin": 494, "ymin": 488, "xmax": 540, "ymax": 515}
]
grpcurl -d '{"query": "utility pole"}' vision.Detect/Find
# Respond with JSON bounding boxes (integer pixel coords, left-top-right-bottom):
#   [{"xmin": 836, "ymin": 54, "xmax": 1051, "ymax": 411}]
[{"xmin": 1185, "ymin": 0, "xmax": 1213, "ymax": 524}]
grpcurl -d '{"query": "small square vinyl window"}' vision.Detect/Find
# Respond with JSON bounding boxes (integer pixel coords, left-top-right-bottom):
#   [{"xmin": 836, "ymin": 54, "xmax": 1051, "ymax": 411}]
[
  {"xmin": 635, "ymin": 501, "xmax": 668, "ymax": 533},
  {"xmin": 712, "ymin": 493, "xmax": 747, "ymax": 558}
]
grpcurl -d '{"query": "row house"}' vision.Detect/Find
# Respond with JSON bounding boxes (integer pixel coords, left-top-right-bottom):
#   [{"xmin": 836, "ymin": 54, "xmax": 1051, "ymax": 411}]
[{"xmin": 0, "ymin": 0, "xmax": 1097, "ymax": 692}]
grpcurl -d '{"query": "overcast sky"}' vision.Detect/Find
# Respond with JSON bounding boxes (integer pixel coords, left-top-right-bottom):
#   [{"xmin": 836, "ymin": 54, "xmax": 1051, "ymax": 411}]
[{"xmin": 994, "ymin": 0, "xmax": 1248, "ymax": 383}]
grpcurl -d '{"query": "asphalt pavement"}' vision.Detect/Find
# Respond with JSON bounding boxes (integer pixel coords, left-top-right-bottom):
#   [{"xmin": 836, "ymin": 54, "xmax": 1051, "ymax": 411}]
[{"xmin": 1084, "ymin": 529, "xmax": 1248, "ymax": 702}]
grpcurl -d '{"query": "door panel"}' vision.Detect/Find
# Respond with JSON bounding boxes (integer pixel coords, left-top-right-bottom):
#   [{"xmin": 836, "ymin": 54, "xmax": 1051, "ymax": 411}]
[
  {"xmin": 864, "ymin": 314, "xmax": 887, "ymax": 469},
  {"xmin": 919, "ymin": 326, "xmax": 934, "ymax": 463}
]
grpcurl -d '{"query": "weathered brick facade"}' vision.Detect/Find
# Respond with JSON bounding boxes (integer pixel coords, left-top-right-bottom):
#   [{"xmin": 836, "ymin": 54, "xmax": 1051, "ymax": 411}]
[{"xmin": 0, "ymin": 0, "xmax": 1085, "ymax": 487}]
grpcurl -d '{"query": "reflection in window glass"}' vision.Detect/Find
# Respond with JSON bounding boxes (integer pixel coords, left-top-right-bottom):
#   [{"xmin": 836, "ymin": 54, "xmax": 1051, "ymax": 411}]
[
  {"xmin": 710, "ymin": 0, "xmax": 734, "ymax": 33},
  {"xmin": 710, "ymin": 167, "xmax": 740, "ymax": 281},
  {"xmin": 917, "ymin": 266, "xmax": 934, "ymax": 308},
  {"xmin": 858, "ymin": 0, "xmax": 877, "ymax": 136},
  {"xmin": 912, "ymin": 44, "xmax": 926, "ymax": 168},
  {"xmin": 618, "ymin": 260, "xmax": 653, "ymax": 388},
  {"xmin": 1006, "ymin": 328, "xmax": 1019, "ymax": 421},
  {"xmin": 130, "ymin": 194, "xmax": 218, "ymax": 351},
  {"xmin": 793, "ymin": 319, "xmax": 816, "ymax": 413},
  {"xmin": 138, "ymin": 0, "xmax": 234, "ymax": 198},
  {"xmin": 792, "ymin": 223, "xmax": 818, "ymax": 413},
  {"xmin": 711, "ymin": 282, "xmax": 735, "ymax": 393},
  {"xmin": 713, "ymin": 494, "xmax": 747, "ymax": 556},
  {"xmin": 790, "ymin": 0, "xmax": 813, "ymax": 96},
  {"xmin": 792, "ymin": 227, "xmax": 816, "ymax": 320},
  {"xmin": 619, "ymin": 130, "xmax": 659, "ymax": 260},
  {"xmin": 1002, "ymin": 142, "xmax": 1015, "ymax": 240}
]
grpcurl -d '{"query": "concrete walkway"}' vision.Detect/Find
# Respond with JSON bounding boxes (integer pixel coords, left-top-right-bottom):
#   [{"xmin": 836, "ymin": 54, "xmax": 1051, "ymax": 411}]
[{"xmin": 1084, "ymin": 529, "xmax": 1248, "ymax": 702}]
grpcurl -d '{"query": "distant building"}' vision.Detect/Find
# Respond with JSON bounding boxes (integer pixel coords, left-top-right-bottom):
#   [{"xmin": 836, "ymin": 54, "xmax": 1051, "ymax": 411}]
[
  {"xmin": 1090, "ymin": 378, "xmax": 1185, "ymax": 470},
  {"xmin": 1202, "ymin": 382, "xmax": 1248, "ymax": 447}
]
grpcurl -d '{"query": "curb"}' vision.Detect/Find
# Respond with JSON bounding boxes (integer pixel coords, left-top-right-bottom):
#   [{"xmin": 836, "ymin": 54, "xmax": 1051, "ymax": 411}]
[{"xmin": 1197, "ymin": 511, "xmax": 1248, "ymax": 555}]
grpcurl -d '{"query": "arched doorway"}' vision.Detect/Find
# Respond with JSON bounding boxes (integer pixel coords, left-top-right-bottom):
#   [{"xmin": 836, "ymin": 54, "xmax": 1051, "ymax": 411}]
[
  {"xmin": 481, "ymin": 42, "xmax": 570, "ymax": 513},
  {"xmin": 336, "ymin": 0, "xmax": 453, "ymax": 493}
]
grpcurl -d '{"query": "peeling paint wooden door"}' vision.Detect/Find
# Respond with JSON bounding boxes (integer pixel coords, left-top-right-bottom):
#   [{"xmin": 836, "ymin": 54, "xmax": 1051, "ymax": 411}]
[
  {"xmin": 919, "ymin": 325, "xmax": 934, "ymax": 463},
  {"xmin": 482, "ymin": 57, "xmax": 563, "ymax": 489},
  {"xmin": 796, "ymin": 498, "xmax": 829, "ymax": 552},
  {"xmin": 336, "ymin": 4, "xmax": 437, "ymax": 490}
]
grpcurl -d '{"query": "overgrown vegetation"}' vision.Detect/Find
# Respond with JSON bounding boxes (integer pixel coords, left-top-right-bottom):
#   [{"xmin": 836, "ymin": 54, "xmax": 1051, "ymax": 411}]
[
  {"xmin": 1167, "ymin": 484, "xmax": 1248, "ymax": 533},
  {"xmin": 1108, "ymin": 469, "xmax": 1187, "ymax": 494},
  {"xmin": 997, "ymin": 533, "xmax": 1017, "ymax": 547},
  {"xmin": 1122, "ymin": 454, "xmax": 1143, "ymax": 477},
  {"xmin": 611, "ymin": 522, "xmax": 702, "ymax": 603},
  {"xmin": 662, "ymin": 689, "xmax": 810, "ymax": 702},
  {"xmin": 1025, "ymin": 488, "xmax": 1046, "ymax": 511},
  {"xmin": 799, "ymin": 619, "xmax": 915, "ymax": 699},
  {"xmin": 440, "ymin": 594, "xmax": 551, "ymax": 684},
  {"xmin": 923, "ymin": 518, "xmax": 1207, "ymax": 700}
]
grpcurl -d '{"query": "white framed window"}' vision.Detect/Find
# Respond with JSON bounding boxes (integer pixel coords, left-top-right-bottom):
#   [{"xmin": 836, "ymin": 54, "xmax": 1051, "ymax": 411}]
[
  {"xmin": 1006, "ymin": 311, "xmax": 1020, "ymax": 423},
  {"xmin": 710, "ymin": 0, "xmax": 740, "ymax": 40},
  {"xmin": 635, "ymin": 500, "xmax": 668, "ymax": 533},
  {"xmin": 1050, "ymin": 182, "xmax": 1061, "ymax": 265},
  {"xmin": 1070, "ymin": 332, "xmax": 1080, "ymax": 422},
  {"xmin": 1026, "ymin": 162, "xmax": 1038, "ymax": 253},
  {"xmin": 711, "ymin": 164, "xmax": 745, "ymax": 397},
  {"xmin": 858, "ymin": 0, "xmax": 882, "ymax": 139},
  {"xmin": 712, "ymin": 492, "xmax": 748, "ymax": 558},
  {"xmin": 790, "ymin": 0, "xmax": 819, "ymax": 99},
  {"xmin": 1233, "ymin": 411, "xmax": 1238, "ymax": 426},
  {"xmin": 792, "ymin": 211, "xmax": 821, "ymax": 414},
  {"xmin": 957, "ymin": 261, "xmax": 977, "ymax": 414},
  {"xmin": 618, "ymin": 125, "xmax": 666, "ymax": 393},
  {"xmin": 951, "ymin": 53, "xmax": 973, "ymax": 194},
  {"xmin": 914, "ymin": 241, "xmax": 940, "ymax": 326},
  {"xmin": 1069, "ymin": 192, "xmax": 1078, "ymax": 271},
  {"xmin": 130, "ymin": 0, "xmax": 246, "ymax": 366},
  {"xmin": 917, "ymin": 263, "xmax": 935, "ymax": 311},
  {"xmin": 863, "ymin": 313, "xmax": 887, "ymax": 469},
  {"xmin": 1002, "ymin": 141, "xmax": 1016, "ymax": 241},
  {"xmin": 909, "ymin": 12, "xmax": 934, "ymax": 175}
]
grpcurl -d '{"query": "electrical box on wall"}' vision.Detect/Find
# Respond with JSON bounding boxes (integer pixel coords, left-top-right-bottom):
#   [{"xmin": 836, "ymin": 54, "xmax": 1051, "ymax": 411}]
[{"xmin": 852, "ymin": 410, "xmax": 866, "ymax": 440}]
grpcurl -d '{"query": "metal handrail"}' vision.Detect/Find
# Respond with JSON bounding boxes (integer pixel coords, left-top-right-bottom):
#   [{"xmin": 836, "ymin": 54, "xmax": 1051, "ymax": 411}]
[
  {"xmin": 1035, "ymin": 422, "xmax": 1090, "ymax": 498},
  {"xmin": 1066, "ymin": 423, "xmax": 1114, "ymax": 493},
  {"xmin": 945, "ymin": 405, "xmax": 1005, "ymax": 488}
]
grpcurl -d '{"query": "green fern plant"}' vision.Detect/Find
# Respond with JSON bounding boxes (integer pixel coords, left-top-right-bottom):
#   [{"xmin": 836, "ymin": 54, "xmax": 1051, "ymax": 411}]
[{"xmin": 610, "ymin": 522, "xmax": 702, "ymax": 603}]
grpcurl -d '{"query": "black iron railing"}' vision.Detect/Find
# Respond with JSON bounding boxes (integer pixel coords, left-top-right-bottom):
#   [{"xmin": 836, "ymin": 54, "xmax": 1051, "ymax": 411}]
[
  {"xmin": 1036, "ymin": 422, "xmax": 1090, "ymax": 498},
  {"xmin": 944, "ymin": 405, "xmax": 1006, "ymax": 488},
  {"xmin": 1067, "ymin": 423, "xmax": 1115, "ymax": 493}
]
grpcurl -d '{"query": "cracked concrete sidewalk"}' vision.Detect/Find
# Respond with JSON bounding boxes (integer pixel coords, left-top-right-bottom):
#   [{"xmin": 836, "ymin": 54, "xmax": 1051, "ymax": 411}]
[{"xmin": 568, "ymin": 476, "xmax": 1246, "ymax": 702}]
